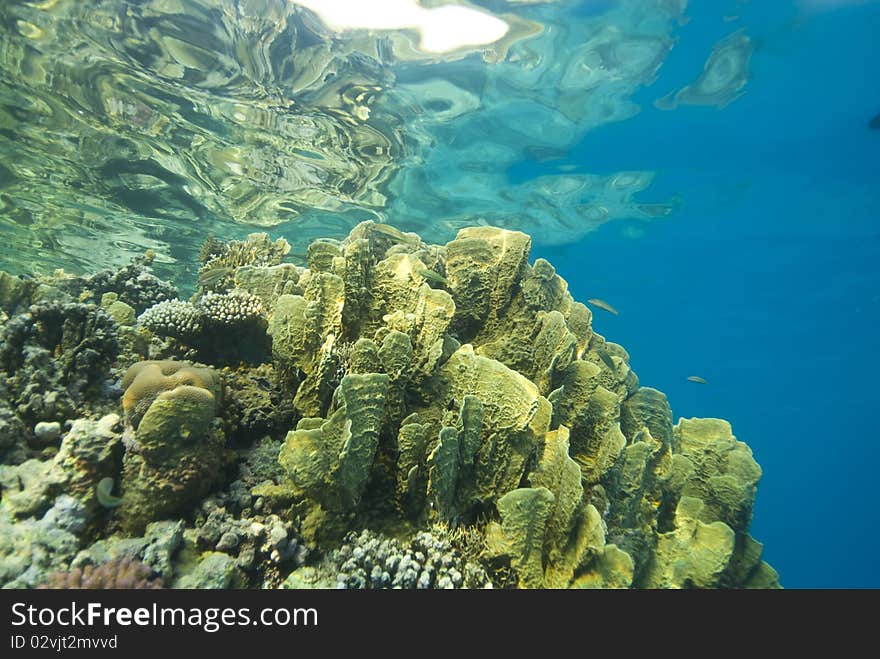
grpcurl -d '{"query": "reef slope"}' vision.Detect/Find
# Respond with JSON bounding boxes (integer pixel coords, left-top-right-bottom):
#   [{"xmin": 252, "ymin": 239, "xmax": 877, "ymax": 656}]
[{"xmin": 0, "ymin": 223, "xmax": 778, "ymax": 589}]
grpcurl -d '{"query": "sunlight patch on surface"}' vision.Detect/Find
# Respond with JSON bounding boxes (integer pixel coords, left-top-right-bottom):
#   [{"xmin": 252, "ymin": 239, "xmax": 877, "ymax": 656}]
[{"xmin": 290, "ymin": 0, "xmax": 509, "ymax": 54}]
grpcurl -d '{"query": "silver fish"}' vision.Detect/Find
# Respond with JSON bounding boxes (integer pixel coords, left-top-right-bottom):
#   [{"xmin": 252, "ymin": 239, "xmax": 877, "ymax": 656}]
[
  {"xmin": 596, "ymin": 347, "xmax": 616, "ymax": 371},
  {"xmin": 588, "ymin": 298, "xmax": 619, "ymax": 315},
  {"xmin": 417, "ymin": 268, "xmax": 448, "ymax": 285}
]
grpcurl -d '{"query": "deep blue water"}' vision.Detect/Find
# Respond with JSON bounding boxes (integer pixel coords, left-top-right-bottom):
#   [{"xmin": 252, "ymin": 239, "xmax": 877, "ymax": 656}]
[{"xmin": 529, "ymin": 1, "xmax": 880, "ymax": 587}]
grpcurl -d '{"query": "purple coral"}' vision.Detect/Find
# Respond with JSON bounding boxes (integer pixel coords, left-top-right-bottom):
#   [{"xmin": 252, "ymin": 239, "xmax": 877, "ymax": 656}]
[{"xmin": 38, "ymin": 557, "xmax": 163, "ymax": 589}]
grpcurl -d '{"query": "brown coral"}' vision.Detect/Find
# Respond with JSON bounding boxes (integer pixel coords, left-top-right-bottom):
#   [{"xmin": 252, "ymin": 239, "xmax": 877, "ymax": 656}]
[{"xmin": 121, "ymin": 360, "xmax": 222, "ymax": 429}]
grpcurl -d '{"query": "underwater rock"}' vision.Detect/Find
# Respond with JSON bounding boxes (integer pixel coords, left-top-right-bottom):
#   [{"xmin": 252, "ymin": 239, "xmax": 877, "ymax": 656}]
[
  {"xmin": 191, "ymin": 496, "xmax": 308, "ymax": 583},
  {"xmin": 173, "ymin": 552, "xmax": 237, "ymax": 589},
  {"xmin": 118, "ymin": 361, "xmax": 225, "ymax": 533},
  {"xmin": 33, "ymin": 421, "xmax": 62, "ymax": 444},
  {"xmin": 53, "ymin": 415, "xmax": 124, "ymax": 515},
  {"xmin": 0, "ymin": 271, "xmax": 37, "ymax": 316},
  {"xmin": 221, "ymin": 364, "xmax": 297, "ymax": 444},
  {"xmin": 0, "ymin": 397, "xmax": 27, "ymax": 463},
  {"xmin": 72, "ymin": 520, "xmax": 184, "ymax": 584},
  {"xmin": 0, "ymin": 414, "xmax": 122, "ymax": 519},
  {"xmin": 0, "ymin": 495, "xmax": 88, "ymax": 588},
  {"xmin": 83, "ymin": 254, "xmax": 178, "ymax": 315},
  {"xmin": 100, "ymin": 293, "xmax": 136, "ymax": 327},
  {"xmin": 0, "ymin": 458, "xmax": 65, "ymax": 518}
]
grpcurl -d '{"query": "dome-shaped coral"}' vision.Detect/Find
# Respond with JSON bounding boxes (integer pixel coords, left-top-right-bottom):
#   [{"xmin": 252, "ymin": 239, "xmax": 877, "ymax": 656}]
[
  {"xmin": 121, "ymin": 360, "xmax": 221, "ymax": 429},
  {"xmin": 118, "ymin": 360, "xmax": 224, "ymax": 533}
]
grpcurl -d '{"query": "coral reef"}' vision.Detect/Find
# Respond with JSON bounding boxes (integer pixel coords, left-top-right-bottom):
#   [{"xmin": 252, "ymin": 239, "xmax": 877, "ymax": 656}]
[
  {"xmin": 198, "ymin": 233, "xmax": 291, "ymax": 293},
  {"xmin": 315, "ymin": 529, "xmax": 491, "ymax": 589},
  {"xmin": 0, "ymin": 222, "xmax": 778, "ymax": 589},
  {"xmin": 39, "ymin": 557, "xmax": 163, "ymax": 589},
  {"xmin": 136, "ymin": 290, "xmax": 269, "ymax": 365},
  {"xmin": 72, "ymin": 520, "xmax": 184, "ymax": 584},
  {"xmin": 247, "ymin": 222, "xmax": 777, "ymax": 588},
  {"xmin": 0, "ymin": 414, "xmax": 123, "ymax": 520},
  {"xmin": 0, "ymin": 302, "xmax": 119, "ymax": 431},
  {"xmin": 138, "ymin": 300, "xmax": 204, "ymax": 342},
  {"xmin": 0, "ymin": 495, "xmax": 88, "ymax": 588},
  {"xmin": 81, "ymin": 254, "xmax": 178, "ymax": 315},
  {"xmin": 220, "ymin": 364, "xmax": 297, "ymax": 444}
]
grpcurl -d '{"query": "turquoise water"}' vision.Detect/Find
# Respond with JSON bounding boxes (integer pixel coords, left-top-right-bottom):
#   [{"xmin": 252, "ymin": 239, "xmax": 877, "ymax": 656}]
[{"xmin": 1, "ymin": 0, "xmax": 877, "ymax": 586}]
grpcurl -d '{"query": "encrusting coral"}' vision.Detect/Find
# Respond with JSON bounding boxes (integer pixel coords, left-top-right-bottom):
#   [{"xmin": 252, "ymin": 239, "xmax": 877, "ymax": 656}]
[{"xmin": 0, "ymin": 221, "xmax": 778, "ymax": 589}]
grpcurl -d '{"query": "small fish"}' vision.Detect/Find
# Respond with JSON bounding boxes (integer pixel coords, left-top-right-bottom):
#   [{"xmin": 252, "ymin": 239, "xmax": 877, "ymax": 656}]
[
  {"xmin": 198, "ymin": 265, "xmax": 233, "ymax": 288},
  {"xmin": 596, "ymin": 347, "xmax": 616, "ymax": 371},
  {"xmin": 588, "ymin": 298, "xmax": 619, "ymax": 316},
  {"xmin": 870, "ymin": 113, "xmax": 880, "ymax": 130},
  {"xmin": 417, "ymin": 268, "xmax": 448, "ymax": 285},
  {"xmin": 372, "ymin": 223, "xmax": 419, "ymax": 244},
  {"xmin": 687, "ymin": 375, "xmax": 708, "ymax": 384},
  {"xmin": 96, "ymin": 477, "xmax": 123, "ymax": 508}
]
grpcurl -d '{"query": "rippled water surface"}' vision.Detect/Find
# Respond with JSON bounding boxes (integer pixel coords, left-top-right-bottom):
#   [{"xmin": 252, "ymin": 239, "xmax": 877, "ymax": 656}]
[{"xmin": 1, "ymin": 0, "xmax": 742, "ymax": 276}]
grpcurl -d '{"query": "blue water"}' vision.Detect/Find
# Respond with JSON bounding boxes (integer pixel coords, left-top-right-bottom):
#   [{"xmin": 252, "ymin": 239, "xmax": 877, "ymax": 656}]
[{"xmin": 530, "ymin": 1, "xmax": 880, "ymax": 588}]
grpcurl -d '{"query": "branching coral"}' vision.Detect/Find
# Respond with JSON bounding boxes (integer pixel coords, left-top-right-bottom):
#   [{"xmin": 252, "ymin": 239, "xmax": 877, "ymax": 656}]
[
  {"xmin": 138, "ymin": 300, "xmax": 203, "ymax": 341},
  {"xmin": 198, "ymin": 233, "xmax": 291, "ymax": 293},
  {"xmin": 136, "ymin": 288, "xmax": 269, "ymax": 365},
  {"xmin": 199, "ymin": 290, "xmax": 264, "ymax": 326},
  {"xmin": 321, "ymin": 529, "xmax": 490, "ymax": 589}
]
